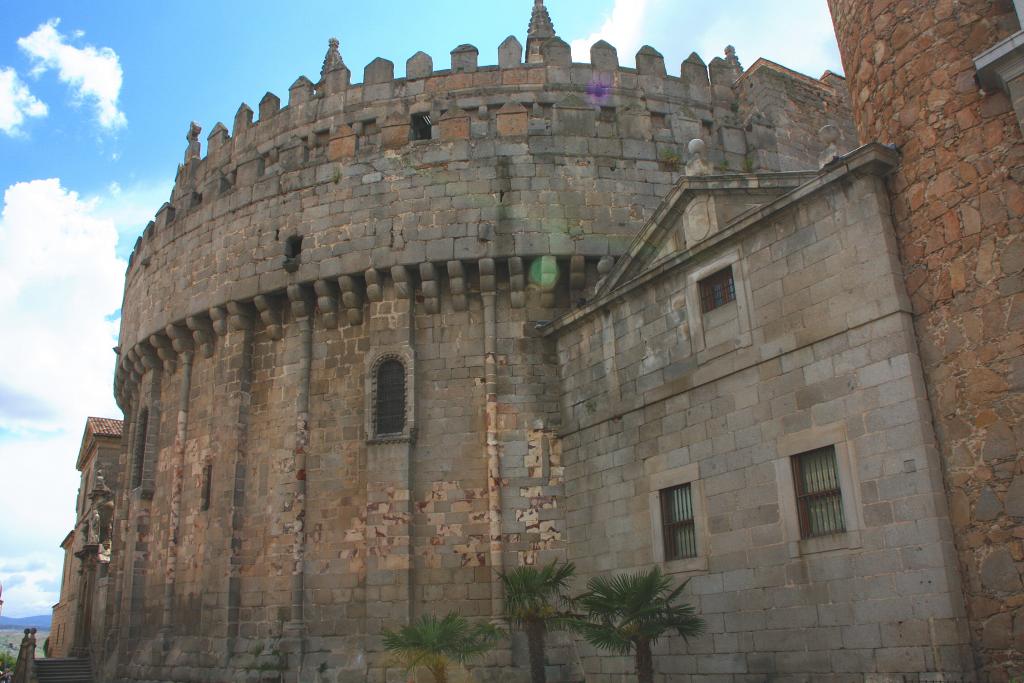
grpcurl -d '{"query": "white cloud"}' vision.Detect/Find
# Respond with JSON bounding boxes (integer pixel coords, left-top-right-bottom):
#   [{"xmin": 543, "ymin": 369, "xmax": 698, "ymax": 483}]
[
  {"xmin": 694, "ymin": 1, "xmax": 841, "ymax": 79},
  {"xmin": 17, "ymin": 18, "xmax": 126, "ymax": 130},
  {"xmin": 569, "ymin": 0, "xmax": 650, "ymax": 64},
  {"xmin": 0, "ymin": 67, "xmax": 47, "ymax": 136},
  {"xmin": 0, "ymin": 554, "xmax": 64, "ymax": 617},
  {"xmin": 0, "ymin": 179, "xmax": 124, "ymax": 434},
  {"xmin": 565, "ymin": 0, "xmax": 842, "ymax": 79},
  {"xmin": 0, "ymin": 178, "xmax": 127, "ymax": 616}
]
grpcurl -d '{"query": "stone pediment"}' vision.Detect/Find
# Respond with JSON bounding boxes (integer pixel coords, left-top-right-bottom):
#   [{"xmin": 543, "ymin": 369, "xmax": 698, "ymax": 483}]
[{"xmin": 596, "ymin": 171, "xmax": 816, "ymax": 295}]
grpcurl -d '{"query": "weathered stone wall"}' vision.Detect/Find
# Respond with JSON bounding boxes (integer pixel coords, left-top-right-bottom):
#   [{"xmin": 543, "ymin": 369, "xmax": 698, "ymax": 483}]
[
  {"xmin": 103, "ymin": 23, "xmax": 860, "ymax": 683},
  {"xmin": 737, "ymin": 60, "xmax": 859, "ymax": 172},
  {"xmin": 828, "ymin": 1, "xmax": 1024, "ymax": 679},
  {"xmin": 114, "ymin": 43, "xmax": 851, "ymax": 362},
  {"xmin": 552, "ymin": 158, "xmax": 974, "ymax": 679}
]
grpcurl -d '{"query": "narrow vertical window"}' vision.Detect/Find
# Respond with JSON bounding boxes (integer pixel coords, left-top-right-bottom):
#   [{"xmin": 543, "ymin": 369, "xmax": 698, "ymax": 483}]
[
  {"xmin": 792, "ymin": 446, "xmax": 845, "ymax": 538},
  {"xmin": 375, "ymin": 359, "xmax": 406, "ymax": 436},
  {"xmin": 201, "ymin": 464, "xmax": 212, "ymax": 511},
  {"xmin": 132, "ymin": 408, "xmax": 149, "ymax": 488},
  {"xmin": 699, "ymin": 266, "xmax": 736, "ymax": 313},
  {"xmin": 660, "ymin": 483, "xmax": 697, "ymax": 560}
]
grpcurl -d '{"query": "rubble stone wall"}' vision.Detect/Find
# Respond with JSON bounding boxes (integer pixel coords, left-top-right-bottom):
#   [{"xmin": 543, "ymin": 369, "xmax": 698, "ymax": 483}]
[{"xmin": 828, "ymin": 1, "xmax": 1024, "ymax": 679}]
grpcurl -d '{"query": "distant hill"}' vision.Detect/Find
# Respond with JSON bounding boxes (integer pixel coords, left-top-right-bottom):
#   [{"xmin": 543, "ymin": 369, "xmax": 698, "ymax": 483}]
[{"xmin": 0, "ymin": 614, "xmax": 51, "ymax": 629}]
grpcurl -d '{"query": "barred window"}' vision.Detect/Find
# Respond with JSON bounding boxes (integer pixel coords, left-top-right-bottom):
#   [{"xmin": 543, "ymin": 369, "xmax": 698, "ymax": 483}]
[
  {"xmin": 792, "ymin": 446, "xmax": 845, "ymax": 538},
  {"xmin": 375, "ymin": 359, "xmax": 406, "ymax": 436},
  {"xmin": 699, "ymin": 266, "xmax": 736, "ymax": 313},
  {"xmin": 659, "ymin": 483, "xmax": 697, "ymax": 560},
  {"xmin": 132, "ymin": 408, "xmax": 148, "ymax": 488},
  {"xmin": 410, "ymin": 113, "xmax": 432, "ymax": 141}
]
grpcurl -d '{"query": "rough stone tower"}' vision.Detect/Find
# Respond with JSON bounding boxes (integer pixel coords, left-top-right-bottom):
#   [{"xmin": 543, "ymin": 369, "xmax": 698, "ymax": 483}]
[{"xmin": 828, "ymin": 1, "xmax": 1024, "ymax": 679}]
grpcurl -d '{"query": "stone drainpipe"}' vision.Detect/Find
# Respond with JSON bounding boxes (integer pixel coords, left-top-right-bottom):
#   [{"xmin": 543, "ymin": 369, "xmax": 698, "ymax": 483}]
[
  {"xmin": 161, "ymin": 347, "xmax": 193, "ymax": 649},
  {"xmin": 285, "ymin": 285, "xmax": 313, "ymax": 676},
  {"xmin": 480, "ymin": 259, "xmax": 505, "ymax": 617}
]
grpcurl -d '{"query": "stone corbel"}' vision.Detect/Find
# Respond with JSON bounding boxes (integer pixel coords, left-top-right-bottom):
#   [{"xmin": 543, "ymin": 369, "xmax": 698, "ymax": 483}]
[
  {"xmin": 509, "ymin": 257, "xmax": 526, "ymax": 308},
  {"xmin": 479, "ymin": 258, "xmax": 496, "ymax": 293},
  {"xmin": 149, "ymin": 332, "xmax": 177, "ymax": 373},
  {"xmin": 338, "ymin": 275, "xmax": 365, "ymax": 325},
  {"xmin": 536, "ymin": 255, "xmax": 559, "ymax": 308},
  {"xmin": 391, "ymin": 265, "xmax": 412, "ymax": 299},
  {"xmin": 288, "ymin": 283, "xmax": 316, "ymax": 319},
  {"xmin": 420, "ymin": 262, "xmax": 440, "ymax": 313},
  {"xmin": 226, "ymin": 301, "xmax": 256, "ymax": 331},
  {"xmin": 166, "ymin": 323, "xmax": 194, "ymax": 357},
  {"xmin": 314, "ymin": 279, "xmax": 339, "ymax": 327},
  {"xmin": 365, "ymin": 268, "xmax": 384, "ymax": 302},
  {"xmin": 210, "ymin": 306, "xmax": 229, "ymax": 336},
  {"xmin": 448, "ymin": 260, "xmax": 468, "ymax": 311},
  {"xmin": 186, "ymin": 314, "xmax": 216, "ymax": 358},
  {"xmin": 138, "ymin": 342, "xmax": 162, "ymax": 371},
  {"xmin": 253, "ymin": 294, "xmax": 283, "ymax": 339}
]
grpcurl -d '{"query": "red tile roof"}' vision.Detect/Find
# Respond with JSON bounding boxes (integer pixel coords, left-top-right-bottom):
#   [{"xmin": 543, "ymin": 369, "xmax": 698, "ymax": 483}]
[{"xmin": 87, "ymin": 417, "xmax": 123, "ymax": 438}]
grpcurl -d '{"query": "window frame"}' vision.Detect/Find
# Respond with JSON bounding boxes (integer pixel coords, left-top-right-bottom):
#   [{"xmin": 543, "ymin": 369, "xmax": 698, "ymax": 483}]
[
  {"xmin": 791, "ymin": 446, "xmax": 845, "ymax": 539},
  {"xmin": 649, "ymin": 462, "xmax": 707, "ymax": 573},
  {"xmin": 659, "ymin": 483, "xmax": 698, "ymax": 561},
  {"xmin": 410, "ymin": 113, "xmax": 433, "ymax": 141},
  {"xmin": 698, "ymin": 265, "xmax": 736, "ymax": 313},
  {"xmin": 683, "ymin": 248, "xmax": 753, "ymax": 363},
  {"xmin": 365, "ymin": 348, "xmax": 416, "ymax": 444},
  {"xmin": 775, "ymin": 423, "xmax": 863, "ymax": 556}
]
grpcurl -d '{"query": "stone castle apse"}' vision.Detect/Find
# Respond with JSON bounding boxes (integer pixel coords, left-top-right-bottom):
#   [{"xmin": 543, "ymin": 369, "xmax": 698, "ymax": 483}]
[{"xmin": 50, "ymin": 1, "xmax": 1023, "ymax": 681}]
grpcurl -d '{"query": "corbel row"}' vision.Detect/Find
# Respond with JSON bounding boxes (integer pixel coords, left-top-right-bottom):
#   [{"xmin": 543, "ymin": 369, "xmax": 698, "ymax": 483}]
[{"xmin": 114, "ymin": 255, "xmax": 614, "ymax": 403}]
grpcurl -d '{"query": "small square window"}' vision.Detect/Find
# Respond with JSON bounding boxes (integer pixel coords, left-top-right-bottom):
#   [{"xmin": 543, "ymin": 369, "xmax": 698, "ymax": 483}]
[
  {"xmin": 659, "ymin": 483, "xmax": 697, "ymax": 560},
  {"xmin": 410, "ymin": 113, "xmax": 432, "ymax": 141},
  {"xmin": 792, "ymin": 446, "xmax": 845, "ymax": 538},
  {"xmin": 699, "ymin": 266, "xmax": 736, "ymax": 313}
]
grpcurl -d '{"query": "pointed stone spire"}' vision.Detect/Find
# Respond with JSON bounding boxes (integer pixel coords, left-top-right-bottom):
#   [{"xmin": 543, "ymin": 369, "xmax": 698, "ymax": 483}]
[
  {"xmin": 321, "ymin": 38, "xmax": 345, "ymax": 79},
  {"xmin": 526, "ymin": 0, "xmax": 557, "ymax": 64},
  {"xmin": 319, "ymin": 38, "xmax": 351, "ymax": 95}
]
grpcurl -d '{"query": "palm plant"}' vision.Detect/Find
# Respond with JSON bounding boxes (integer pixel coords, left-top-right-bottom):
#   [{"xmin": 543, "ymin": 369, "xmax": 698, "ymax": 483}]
[
  {"xmin": 500, "ymin": 560, "xmax": 577, "ymax": 683},
  {"xmin": 573, "ymin": 566, "xmax": 704, "ymax": 683},
  {"xmin": 381, "ymin": 612, "xmax": 502, "ymax": 683}
]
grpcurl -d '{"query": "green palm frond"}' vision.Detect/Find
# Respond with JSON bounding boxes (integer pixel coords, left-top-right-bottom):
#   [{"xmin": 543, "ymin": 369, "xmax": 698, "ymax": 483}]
[
  {"xmin": 381, "ymin": 612, "xmax": 503, "ymax": 672},
  {"xmin": 573, "ymin": 566, "xmax": 704, "ymax": 652},
  {"xmin": 500, "ymin": 560, "xmax": 577, "ymax": 629}
]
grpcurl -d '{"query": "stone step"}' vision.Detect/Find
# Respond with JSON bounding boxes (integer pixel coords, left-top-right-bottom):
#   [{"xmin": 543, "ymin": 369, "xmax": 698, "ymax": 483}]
[{"xmin": 34, "ymin": 657, "xmax": 93, "ymax": 683}]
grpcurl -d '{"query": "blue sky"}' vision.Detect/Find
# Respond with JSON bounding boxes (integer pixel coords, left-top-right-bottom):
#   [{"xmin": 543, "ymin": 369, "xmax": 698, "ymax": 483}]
[{"xmin": 0, "ymin": 1, "xmax": 842, "ymax": 617}]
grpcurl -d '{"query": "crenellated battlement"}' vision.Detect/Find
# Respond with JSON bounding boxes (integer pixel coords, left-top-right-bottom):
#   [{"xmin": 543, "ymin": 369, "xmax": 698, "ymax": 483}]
[{"xmin": 126, "ymin": 35, "xmax": 852, "ymax": 267}]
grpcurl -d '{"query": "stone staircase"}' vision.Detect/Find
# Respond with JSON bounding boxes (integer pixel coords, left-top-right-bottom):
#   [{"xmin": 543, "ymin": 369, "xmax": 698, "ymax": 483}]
[{"xmin": 33, "ymin": 658, "xmax": 93, "ymax": 683}]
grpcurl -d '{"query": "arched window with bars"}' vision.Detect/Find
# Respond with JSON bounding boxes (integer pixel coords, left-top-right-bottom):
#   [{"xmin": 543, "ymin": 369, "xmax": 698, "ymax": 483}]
[{"xmin": 375, "ymin": 359, "xmax": 406, "ymax": 436}]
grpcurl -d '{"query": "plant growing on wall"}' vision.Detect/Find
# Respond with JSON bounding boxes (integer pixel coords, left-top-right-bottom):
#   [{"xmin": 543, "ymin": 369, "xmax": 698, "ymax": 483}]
[
  {"xmin": 573, "ymin": 566, "xmax": 704, "ymax": 683},
  {"xmin": 658, "ymin": 148, "xmax": 681, "ymax": 171},
  {"xmin": 500, "ymin": 560, "xmax": 577, "ymax": 683},
  {"xmin": 382, "ymin": 612, "xmax": 502, "ymax": 683}
]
